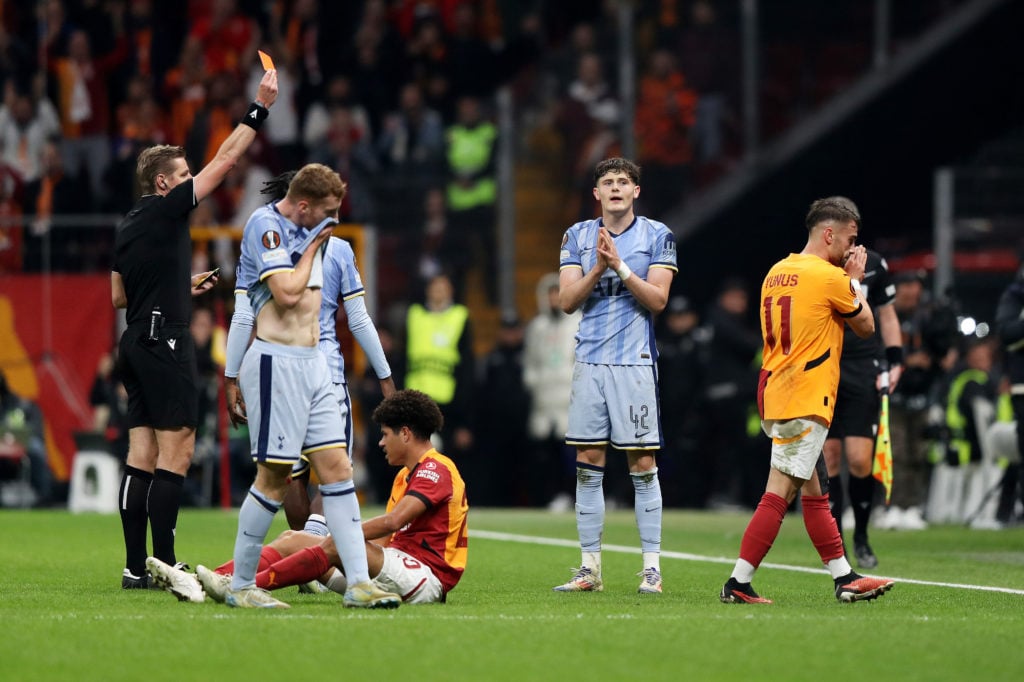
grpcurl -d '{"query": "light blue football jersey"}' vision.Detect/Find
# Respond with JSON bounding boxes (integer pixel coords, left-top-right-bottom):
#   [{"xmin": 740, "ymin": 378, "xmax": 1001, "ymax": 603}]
[
  {"xmin": 559, "ymin": 216, "xmax": 678, "ymax": 366},
  {"xmin": 240, "ymin": 204, "xmax": 328, "ymax": 317},
  {"xmin": 318, "ymin": 236, "xmax": 366, "ymax": 384}
]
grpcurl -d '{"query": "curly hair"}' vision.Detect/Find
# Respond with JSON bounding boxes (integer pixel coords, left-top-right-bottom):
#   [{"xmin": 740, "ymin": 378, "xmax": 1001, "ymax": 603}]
[
  {"xmin": 593, "ymin": 157, "xmax": 641, "ymax": 186},
  {"xmin": 371, "ymin": 389, "xmax": 444, "ymax": 441}
]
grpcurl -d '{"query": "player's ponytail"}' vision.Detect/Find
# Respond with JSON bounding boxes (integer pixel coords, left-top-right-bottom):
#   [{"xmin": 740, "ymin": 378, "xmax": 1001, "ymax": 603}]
[{"xmin": 260, "ymin": 170, "xmax": 297, "ymax": 202}]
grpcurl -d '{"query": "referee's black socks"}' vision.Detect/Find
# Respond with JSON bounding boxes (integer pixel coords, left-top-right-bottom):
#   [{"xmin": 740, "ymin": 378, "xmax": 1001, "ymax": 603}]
[
  {"xmin": 149, "ymin": 469, "xmax": 185, "ymax": 566},
  {"xmin": 119, "ymin": 466, "xmax": 152, "ymax": 577},
  {"xmin": 827, "ymin": 475, "xmax": 844, "ymax": 537}
]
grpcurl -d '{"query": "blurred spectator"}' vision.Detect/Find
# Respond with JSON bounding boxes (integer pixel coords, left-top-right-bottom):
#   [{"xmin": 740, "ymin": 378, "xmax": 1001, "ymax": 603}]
[
  {"xmin": 441, "ymin": 95, "xmax": 497, "ymax": 302},
  {"xmin": 634, "ymin": 47, "xmax": 697, "ymax": 216},
  {"xmin": 21, "ymin": 138, "xmax": 90, "ymax": 271},
  {"xmin": 416, "ymin": 186, "xmax": 447, "ymax": 288},
  {"xmin": 187, "ymin": 0, "xmax": 258, "ymax": 78},
  {"xmin": 89, "ymin": 351, "xmax": 129, "ymax": 460},
  {"xmin": 309, "ymin": 107, "xmax": 379, "ymax": 223},
  {"xmin": 105, "ymin": 74, "xmax": 171, "ymax": 214},
  {"xmin": 677, "ymin": 0, "xmax": 739, "ymax": 167},
  {"xmin": 47, "ymin": 23, "xmax": 128, "ymax": 208},
  {"xmin": 445, "ymin": 3, "xmax": 541, "ymax": 104},
  {"xmin": 184, "ymin": 72, "xmax": 243, "ymax": 168},
  {"xmin": 476, "ymin": 310, "xmax": 529, "ymax": 506},
  {"xmin": 554, "ymin": 51, "xmax": 620, "ymax": 220},
  {"xmin": 702, "ymin": 278, "xmax": 761, "ymax": 509},
  {"xmin": 0, "ymin": 157, "xmax": 23, "ymax": 271},
  {"xmin": 0, "ymin": 23, "xmax": 35, "ymax": 99},
  {"xmin": 0, "ymin": 368, "xmax": 52, "ymax": 506},
  {"xmin": 883, "ymin": 271, "xmax": 935, "ymax": 530},
  {"xmin": 303, "ymin": 74, "xmax": 372, "ymax": 152},
  {"xmin": 162, "ymin": 35, "xmax": 208, "ymax": 147},
  {"xmin": 0, "ymin": 77, "xmax": 61, "ymax": 186},
  {"xmin": 377, "ymin": 81, "xmax": 445, "ymax": 176},
  {"xmin": 404, "ymin": 273, "xmax": 474, "ymax": 463},
  {"xmin": 995, "ymin": 267, "xmax": 1024, "ymax": 524},
  {"xmin": 406, "ymin": 15, "xmax": 449, "ymax": 109},
  {"xmin": 348, "ymin": 15, "xmax": 404, "ymax": 137},
  {"xmin": 115, "ymin": 75, "xmax": 169, "ymax": 148},
  {"xmin": 523, "ymin": 272, "xmax": 580, "ymax": 510},
  {"xmin": 656, "ymin": 294, "xmax": 709, "ymax": 507},
  {"xmin": 544, "ymin": 22, "xmax": 598, "ymax": 103}
]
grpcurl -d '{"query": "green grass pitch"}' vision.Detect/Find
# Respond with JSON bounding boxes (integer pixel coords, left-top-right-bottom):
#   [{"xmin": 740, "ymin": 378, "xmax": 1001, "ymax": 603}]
[{"xmin": 1, "ymin": 507, "xmax": 1023, "ymax": 681}]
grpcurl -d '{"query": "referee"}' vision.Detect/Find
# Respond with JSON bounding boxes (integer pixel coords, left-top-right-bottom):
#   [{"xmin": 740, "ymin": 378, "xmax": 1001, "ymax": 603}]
[
  {"xmin": 111, "ymin": 68, "xmax": 278, "ymax": 590},
  {"xmin": 822, "ymin": 247, "xmax": 903, "ymax": 569}
]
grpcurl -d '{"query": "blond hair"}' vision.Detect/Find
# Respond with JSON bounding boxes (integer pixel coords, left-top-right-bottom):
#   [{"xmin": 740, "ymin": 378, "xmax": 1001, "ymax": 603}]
[
  {"xmin": 285, "ymin": 163, "xmax": 347, "ymax": 203},
  {"xmin": 136, "ymin": 145, "xmax": 186, "ymax": 194}
]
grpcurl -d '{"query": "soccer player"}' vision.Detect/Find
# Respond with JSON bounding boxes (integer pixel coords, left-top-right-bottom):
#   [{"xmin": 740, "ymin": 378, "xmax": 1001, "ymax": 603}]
[
  {"xmin": 822, "ymin": 248, "xmax": 904, "ymax": 569},
  {"xmin": 553, "ymin": 157, "xmax": 677, "ymax": 594},
  {"xmin": 150, "ymin": 390, "xmax": 467, "ymax": 605},
  {"xmin": 223, "ymin": 171, "xmax": 395, "ymax": 531},
  {"xmin": 223, "ymin": 163, "xmax": 399, "ymax": 609},
  {"xmin": 720, "ymin": 196, "xmax": 896, "ymax": 604},
  {"xmin": 112, "ymin": 68, "xmax": 277, "ymax": 590}
]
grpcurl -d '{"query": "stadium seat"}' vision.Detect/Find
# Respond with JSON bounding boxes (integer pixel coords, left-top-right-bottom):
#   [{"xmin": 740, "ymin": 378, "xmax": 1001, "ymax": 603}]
[{"xmin": 68, "ymin": 450, "xmax": 121, "ymax": 514}]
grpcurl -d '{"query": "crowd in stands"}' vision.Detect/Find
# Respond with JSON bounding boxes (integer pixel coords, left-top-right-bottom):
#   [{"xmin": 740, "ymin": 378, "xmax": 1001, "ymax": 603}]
[{"xmin": 3, "ymin": 1, "xmax": 1012, "ymax": 522}]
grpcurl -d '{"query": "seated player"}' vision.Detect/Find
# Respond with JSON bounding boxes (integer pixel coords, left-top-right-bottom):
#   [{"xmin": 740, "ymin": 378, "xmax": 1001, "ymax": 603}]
[{"xmin": 148, "ymin": 390, "xmax": 468, "ymax": 604}]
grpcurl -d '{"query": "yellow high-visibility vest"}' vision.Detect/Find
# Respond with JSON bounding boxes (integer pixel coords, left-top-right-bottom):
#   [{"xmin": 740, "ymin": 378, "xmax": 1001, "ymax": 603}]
[{"xmin": 406, "ymin": 303, "xmax": 469, "ymax": 404}]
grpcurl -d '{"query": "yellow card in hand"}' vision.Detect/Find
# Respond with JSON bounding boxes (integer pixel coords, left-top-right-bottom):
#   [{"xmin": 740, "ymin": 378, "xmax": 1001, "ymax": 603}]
[{"xmin": 258, "ymin": 50, "xmax": 275, "ymax": 71}]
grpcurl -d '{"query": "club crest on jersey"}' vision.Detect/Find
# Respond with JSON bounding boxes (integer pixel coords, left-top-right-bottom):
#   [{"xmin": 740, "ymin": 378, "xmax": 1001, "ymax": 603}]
[{"xmin": 262, "ymin": 231, "xmax": 282, "ymax": 249}]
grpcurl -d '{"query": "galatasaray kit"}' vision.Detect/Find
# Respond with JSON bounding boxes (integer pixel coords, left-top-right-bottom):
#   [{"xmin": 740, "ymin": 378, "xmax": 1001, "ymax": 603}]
[
  {"xmin": 387, "ymin": 449, "xmax": 468, "ymax": 595},
  {"xmin": 757, "ymin": 253, "xmax": 863, "ymax": 427}
]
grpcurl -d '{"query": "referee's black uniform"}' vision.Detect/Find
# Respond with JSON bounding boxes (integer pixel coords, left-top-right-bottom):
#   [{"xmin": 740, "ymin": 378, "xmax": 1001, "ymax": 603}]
[
  {"xmin": 113, "ymin": 178, "xmax": 199, "ymax": 585},
  {"xmin": 113, "ymin": 179, "xmax": 201, "ymax": 429},
  {"xmin": 828, "ymin": 249, "xmax": 895, "ymax": 554}
]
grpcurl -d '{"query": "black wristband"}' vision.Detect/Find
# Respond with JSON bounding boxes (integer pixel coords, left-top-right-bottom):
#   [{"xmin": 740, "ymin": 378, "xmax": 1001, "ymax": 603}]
[
  {"xmin": 240, "ymin": 102, "xmax": 269, "ymax": 130},
  {"xmin": 885, "ymin": 346, "xmax": 904, "ymax": 366}
]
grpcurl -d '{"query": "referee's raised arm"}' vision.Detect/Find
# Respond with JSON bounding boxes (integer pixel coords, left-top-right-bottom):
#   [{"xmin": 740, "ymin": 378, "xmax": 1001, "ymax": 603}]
[{"xmin": 192, "ymin": 69, "xmax": 279, "ymax": 202}]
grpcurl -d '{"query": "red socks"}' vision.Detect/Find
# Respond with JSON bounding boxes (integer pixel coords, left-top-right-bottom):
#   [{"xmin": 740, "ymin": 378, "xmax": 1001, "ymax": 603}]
[
  {"xmin": 802, "ymin": 494, "xmax": 845, "ymax": 563},
  {"xmin": 738, "ymin": 492, "xmax": 789, "ymax": 568},
  {"xmin": 214, "ymin": 546, "xmax": 283, "ymax": 575},
  {"xmin": 256, "ymin": 546, "xmax": 331, "ymax": 590}
]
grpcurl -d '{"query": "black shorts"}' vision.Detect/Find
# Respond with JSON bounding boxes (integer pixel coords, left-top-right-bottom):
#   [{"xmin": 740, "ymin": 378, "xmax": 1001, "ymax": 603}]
[
  {"xmin": 829, "ymin": 356, "xmax": 880, "ymax": 440},
  {"xmin": 118, "ymin": 322, "xmax": 199, "ymax": 430}
]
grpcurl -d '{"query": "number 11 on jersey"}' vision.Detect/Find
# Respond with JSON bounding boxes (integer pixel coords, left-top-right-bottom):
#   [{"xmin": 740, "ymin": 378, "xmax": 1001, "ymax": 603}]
[{"xmin": 763, "ymin": 295, "xmax": 792, "ymax": 354}]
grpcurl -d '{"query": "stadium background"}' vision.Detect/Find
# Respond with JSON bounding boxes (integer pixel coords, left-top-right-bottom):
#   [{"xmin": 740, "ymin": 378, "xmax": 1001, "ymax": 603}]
[{"xmin": 0, "ymin": 0, "xmax": 1021, "ymax": 505}]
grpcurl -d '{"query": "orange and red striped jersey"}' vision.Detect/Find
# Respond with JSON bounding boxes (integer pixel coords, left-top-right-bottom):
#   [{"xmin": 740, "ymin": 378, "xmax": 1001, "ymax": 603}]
[
  {"xmin": 757, "ymin": 253, "xmax": 862, "ymax": 425},
  {"xmin": 386, "ymin": 449, "xmax": 468, "ymax": 594}
]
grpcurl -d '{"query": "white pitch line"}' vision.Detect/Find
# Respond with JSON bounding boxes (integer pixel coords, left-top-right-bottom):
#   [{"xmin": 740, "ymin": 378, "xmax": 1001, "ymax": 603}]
[{"xmin": 470, "ymin": 529, "xmax": 1024, "ymax": 597}]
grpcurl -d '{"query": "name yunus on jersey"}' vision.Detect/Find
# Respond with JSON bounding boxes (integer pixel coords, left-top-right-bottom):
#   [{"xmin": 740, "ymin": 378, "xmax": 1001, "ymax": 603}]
[
  {"xmin": 757, "ymin": 253, "xmax": 863, "ymax": 426},
  {"xmin": 239, "ymin": 204, "xmax": 329, "ymax": 316},
  {"xmin": 559, "ymin": 216, "xmax": 678, "ymax": 366},
  {"xmin": 387, "ymin": 449, "xmax": 468, "ymax": 595}
]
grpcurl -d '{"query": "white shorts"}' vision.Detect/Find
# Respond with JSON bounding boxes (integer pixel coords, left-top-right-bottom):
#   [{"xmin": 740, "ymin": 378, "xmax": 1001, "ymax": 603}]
[
  {"xmin": 566, "ymin": 362, "xmax": 662, "ymax": 451},
  {"xmin": 239, "ymin": 339, "xmax": 347, "ymax": 465},
  {"xmin": 290, "ymin": 382, "xmax": 352, "ymax": 478},
  {"xmin": 763, "ymin": 417, "xmax": 830, "ymax": 481},
  {"xmin": 372, "ymin": 547, "xmax": 444, "ymax": 604}
]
